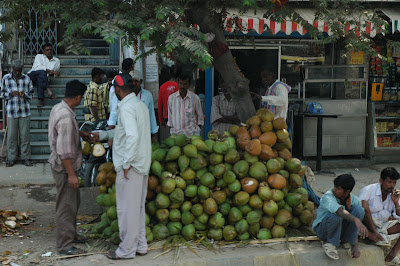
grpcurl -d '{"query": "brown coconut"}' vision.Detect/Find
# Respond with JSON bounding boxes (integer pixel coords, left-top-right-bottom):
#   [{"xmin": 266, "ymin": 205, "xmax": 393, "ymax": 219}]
[
  {"xmin": 259, "ymin": 132, "xmax": 277, "ymax": 146},
  {"xmin": 237, "ymin": 137, "xmax": 251, "ymax": 150},
  {"xmin": 246, "ymin": 116, "xmax": 261, "ymax": 126},
  {"xmin": 240, "ymin": 177, "xmax": 259, "ymax": 194},
  {"xmin": 245, "ymin": 139, "xmax": 262, "ymax": 156},
  {"xmin": 260, "ymin": 121, "xmax": 273, "ymax": 133},
  {"xmin": 259, "ymin": 144, "xmax": 275, "ymax": 161},
  {"xmin": 257, "ymin": 108, "xmax": 275, "ymax": 122},
  {"xmin": 237, "ymin": 127, "xmax": 251, "ymax": 139},
  {"xmin": 267, "ymin": 174, "xmax": 287, "ymax": 189},
  {"xmin": 276, "ymin": 129, "xmax": 289, "ymax": 142},
  {"xmin": 278, "ymin": 149, "xmax": 292, "ymax": 160},
  {"xmin": 249, "ymin": 125, "xmax": 262, "ymax": 139},
  {"xmin": 273, "ymin": 118, "xmax": 287, "ymax": 130}
]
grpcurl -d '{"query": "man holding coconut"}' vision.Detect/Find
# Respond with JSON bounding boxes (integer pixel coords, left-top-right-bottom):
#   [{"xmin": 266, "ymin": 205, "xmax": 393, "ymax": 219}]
[{"xmin": 92, "ymin": 72, "xmax": 151, "ymax": 260}]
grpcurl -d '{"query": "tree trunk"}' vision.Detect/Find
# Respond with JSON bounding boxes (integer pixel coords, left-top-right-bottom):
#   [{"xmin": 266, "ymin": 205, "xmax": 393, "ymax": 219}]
[{"xmin": 187, "ymin": 7, "xmax": 256, "ymax": 122}]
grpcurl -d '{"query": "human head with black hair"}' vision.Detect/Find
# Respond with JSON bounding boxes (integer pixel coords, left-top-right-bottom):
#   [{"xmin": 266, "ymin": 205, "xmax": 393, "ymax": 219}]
[
  {"xmin": 113, "ymin": 73, "xmax": 134, "ymax": 101},
  {"xmin": 106, "ymin": 70, "xmax": 119, "ymax": 86},
  {"xmin": 260, "ymin": 68, "xmax": 277, "ymax": 88},
  {"xmin": 64, "ymin": 80, "xmax": 87, "ymax": 108},
  {"xmin": 121, "ymin": 58, "xmax": 134, "ymax": 72},
  {"xmin": 380, "ymin": 167, "xmax": 400, "ymax": 195},
  {"xmin": 333, "ymin": 174, "xmax": 355, "ymax": 200},
  {"xmin": 177, "ymin": 73, "xmax": 191, "ymax": 98},
  {"xmin": 91, "ymin": 67, "xmax": 105, "ymax": 84},
  {"xmin": 42, "ymin": 43, "xmax": 54, "ymax": 59}
]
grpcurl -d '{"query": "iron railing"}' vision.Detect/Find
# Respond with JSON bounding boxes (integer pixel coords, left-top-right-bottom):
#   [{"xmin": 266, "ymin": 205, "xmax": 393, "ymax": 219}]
[{"xmin": 23, "ymin": 8, "xmax": 58, "ymax": 57}]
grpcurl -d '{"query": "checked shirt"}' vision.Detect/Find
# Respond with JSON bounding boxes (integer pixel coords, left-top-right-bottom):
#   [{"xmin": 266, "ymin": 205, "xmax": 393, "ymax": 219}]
[{"xmin": 0, "ymin": 73, "xmax": 34, "ymax": 118}]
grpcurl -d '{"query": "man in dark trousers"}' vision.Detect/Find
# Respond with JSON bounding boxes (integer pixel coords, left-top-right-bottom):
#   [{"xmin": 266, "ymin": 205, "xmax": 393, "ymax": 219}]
[{"xmin": 48, "ymin": 80, "xmax": 92, "ymax": 255}]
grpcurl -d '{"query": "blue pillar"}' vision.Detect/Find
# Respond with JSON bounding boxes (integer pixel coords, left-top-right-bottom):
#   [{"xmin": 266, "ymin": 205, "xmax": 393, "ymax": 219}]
[{"xmin": 204, "ymin": 67, "xmax": 214, "ymax": 140}]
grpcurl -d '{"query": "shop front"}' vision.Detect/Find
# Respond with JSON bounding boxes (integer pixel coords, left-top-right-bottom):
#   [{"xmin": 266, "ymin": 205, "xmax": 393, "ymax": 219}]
[{"xmin": 203, "ymin": 8, "xmax": 380, "ymax": 160}]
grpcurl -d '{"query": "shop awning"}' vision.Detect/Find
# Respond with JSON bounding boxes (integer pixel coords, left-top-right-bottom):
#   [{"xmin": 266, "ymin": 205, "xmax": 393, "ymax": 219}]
[
  {"xmin": 224, "ymin": 8, "xmax": 380, "ymax": 37},
  {"xmin": 381, "ymin": 8, "xmax": 400, "ymax": 33}
]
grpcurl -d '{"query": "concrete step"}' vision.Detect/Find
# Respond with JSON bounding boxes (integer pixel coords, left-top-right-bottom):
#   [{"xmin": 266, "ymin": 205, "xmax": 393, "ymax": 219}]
[
  {"xmin": 24, "ymin": 55, "xmax": 114, "ymax": 66},
  {"xmin": 24, "ymin": 65, "xmax": 119, "ymax": 76},
  {"xmin": 31, "ymin": 141, "xmax": 50, "ymax": 155},
  {"xmin": 30, "ymin": 129, "xmax": 48, "ymax": 142},
  {"xmin": 81, "ymin": 39, "xmax": 109, "ymax": 48},
  {"xmin": 30, "ymin": 115, "xmax": 85, "ymax": 129},
  {"xmin": 31, "ymin": 154, "xmax": 49, "ymax": 161},
  {"xmin": 30, "ymin": 105, "xmax": 84, "ymax": 116},
  {"xmin": 51, "ymin": 75, "xmax": 91, "ymax": 85}
]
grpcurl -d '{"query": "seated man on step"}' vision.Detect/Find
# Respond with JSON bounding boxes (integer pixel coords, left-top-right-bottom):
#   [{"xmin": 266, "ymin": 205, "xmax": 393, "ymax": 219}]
[
  {"xmin": 28, "ymin": 43, "xmax": 60, "ymax": 107},
  {"xmin": 313, "ymin": 174, "xmax": 368, "ymax": 260},
  {"xmin": 359, "ymin": 167, "xmax": 400, "ymax": 265}
]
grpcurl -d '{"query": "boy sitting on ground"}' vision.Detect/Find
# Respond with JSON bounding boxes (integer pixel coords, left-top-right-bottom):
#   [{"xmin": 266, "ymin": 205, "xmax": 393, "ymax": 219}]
[{"xmin": 313, "ymin": 174, "xmax": 368, "ymax": 260}]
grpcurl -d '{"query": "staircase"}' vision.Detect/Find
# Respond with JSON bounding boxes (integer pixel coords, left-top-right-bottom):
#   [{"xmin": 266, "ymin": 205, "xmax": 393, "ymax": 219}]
[{"xmin": 26, "ymin": 51, "xmax": 119, "ymax": 161}]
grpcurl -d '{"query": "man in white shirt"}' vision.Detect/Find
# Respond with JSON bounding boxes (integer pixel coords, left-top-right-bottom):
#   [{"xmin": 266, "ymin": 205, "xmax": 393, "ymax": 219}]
[
  {"xmin": 359, "ymin": 167, "xmax": 400, "ymax": 265},
  {"xmin": 107, "ymin": 58, "xmax": 134, "ymax": 129},
  {"xmin": 93, "ymin": 73, "xmax": 151, "ymax": 260},
  {"xmin": 260, "ymin": 69, "xmax": 291, "ymax": 120},
  {"xmin": 28, "ymin": 43, "xmax": 60, "ymax": 107}
]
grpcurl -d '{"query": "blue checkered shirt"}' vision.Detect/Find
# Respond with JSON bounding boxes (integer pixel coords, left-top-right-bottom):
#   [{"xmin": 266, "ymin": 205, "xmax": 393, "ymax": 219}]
[{"xmin": 1, "ymin": 73, "xmax": 34, "ymax": 118}]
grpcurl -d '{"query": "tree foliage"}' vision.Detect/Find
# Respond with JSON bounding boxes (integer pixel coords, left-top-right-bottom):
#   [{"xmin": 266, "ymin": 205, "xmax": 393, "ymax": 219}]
[{"xmin": 0, "ymin": 0, "xmax": 388, "ymax": 120}]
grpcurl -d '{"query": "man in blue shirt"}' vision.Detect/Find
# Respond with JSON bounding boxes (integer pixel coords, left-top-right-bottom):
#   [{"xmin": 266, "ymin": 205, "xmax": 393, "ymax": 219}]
[
  {"xmin": 313, "ymin": 174, "xmax": 368, "ymax": 260},
  {"xmin": 130, "ymin": 71, "xmax": 158, "ymax": 142}
]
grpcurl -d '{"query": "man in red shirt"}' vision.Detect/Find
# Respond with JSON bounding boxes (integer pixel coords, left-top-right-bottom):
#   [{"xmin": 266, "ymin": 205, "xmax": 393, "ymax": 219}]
[{"xmin": 158, "ymin": 68, "xmax": 178, "ymax": 127}]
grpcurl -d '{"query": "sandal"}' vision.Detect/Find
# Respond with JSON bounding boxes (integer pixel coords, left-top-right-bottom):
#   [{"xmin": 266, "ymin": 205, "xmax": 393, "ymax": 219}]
[
  {"xmin": 386, "ymin": 256, "xmax": 400, "ymax": 265},
  {"xmin": 58, "ymin": 246, "xmax": 84, "ymax": 256},
  {"xmin": 106, "ymin": 250, "xmax": 132, "ymax": 260},
  {"xmin": 322, "ymin": 242, "xmax": 339, "ymax": 260},
  {"xmin": 48, "ymin": 92, "xmax": 57, "ymax": 99},
  {"xmin": 72, "ymin": 234, "xmax": 88, "ymax": 243},
  {"xmin": 343, "ymin": 243, "xmax": 352, "ymax": 257},
  {"xmin": 6, "ymin": 161, "xmax": 15, "ymax": 167},
  {"xmin": 136, "ymin": 252, "xmax": 147, "ymax": 256},
  {"xmin": 24, "ymin": 160, "xmax": 33, "ymax": 167}
]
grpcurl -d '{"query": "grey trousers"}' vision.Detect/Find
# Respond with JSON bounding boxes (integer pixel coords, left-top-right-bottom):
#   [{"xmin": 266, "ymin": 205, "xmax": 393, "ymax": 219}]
[
  {"xmin": 51, "ymin": 168, "xmax": 80, "ymax": 253},
  {"xmin": 315, "ymin": 205, "xmax": 365, "ymax": 247},
  {"xmin": 115, "ymin": 168, "xmax": 148, "ymax": 259},
  {"xmin": 7, "ymin": 116, "xmax": 31, "ymax": 161}
]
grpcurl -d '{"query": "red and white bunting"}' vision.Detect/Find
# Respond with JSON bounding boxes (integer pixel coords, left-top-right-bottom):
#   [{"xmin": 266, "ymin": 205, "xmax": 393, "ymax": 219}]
[{"xmin": 224, "ymin": 17, "xmax": 379, "ymax": 37}]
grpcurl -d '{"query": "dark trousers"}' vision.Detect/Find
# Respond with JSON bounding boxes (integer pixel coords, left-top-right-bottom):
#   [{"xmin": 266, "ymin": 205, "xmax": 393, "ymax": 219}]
[
  {"xmin": 51, "ymin": 168, "xmax": 80, "ymax": 252},
  {"xmin": 315, "ymin": 205, "xmax": 364, "ymax": 247},
  {"xmin": 28, "ymin": 70, "xmax": 49, "ymax": 99}
]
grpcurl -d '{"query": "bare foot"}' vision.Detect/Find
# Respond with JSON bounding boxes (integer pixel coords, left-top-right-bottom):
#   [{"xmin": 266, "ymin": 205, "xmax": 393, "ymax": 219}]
[
  {"xmin": 351, "ymin": 244, "xmax": 361, "ymax": 258},
  {"xmin": 47, "ymin": 89, "xmax": 57, "ymax": 99}
]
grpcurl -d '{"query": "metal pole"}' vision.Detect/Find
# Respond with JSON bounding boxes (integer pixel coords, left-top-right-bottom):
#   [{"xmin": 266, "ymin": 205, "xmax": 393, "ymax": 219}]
[
  {"xmin": 316, "ymin": 116, "xmax": 323, "ymax": 171},
  {"xmin": 278, "ymin": 42, "xmax": 281, "ymax": 81},
  {"xmin": 204, "ymin": 67, "xmax": 214, "ymax": 139}
]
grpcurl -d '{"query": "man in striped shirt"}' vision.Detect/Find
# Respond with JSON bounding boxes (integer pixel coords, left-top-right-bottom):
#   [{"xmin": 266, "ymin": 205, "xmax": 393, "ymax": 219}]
[
  {"xmin": 0, "ymin": 60, "xmax": 34, "ymax": 167},
  {"xmin": 167, "ymin": 73, "xmax": 204, "ymax": 137}
]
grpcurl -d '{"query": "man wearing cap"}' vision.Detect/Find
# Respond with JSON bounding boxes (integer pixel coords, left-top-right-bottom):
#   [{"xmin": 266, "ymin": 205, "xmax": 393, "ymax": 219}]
[
  {"xmin": 131, "ymin": 70, "xmax": 158, "ymax": 142},
  {"xmin": 48, "ymin": 80, "xmax": 92, "ymax": 255},
  {"xmin": 92, "ymin": 73, "xmax": 151, "ymax": 260}
]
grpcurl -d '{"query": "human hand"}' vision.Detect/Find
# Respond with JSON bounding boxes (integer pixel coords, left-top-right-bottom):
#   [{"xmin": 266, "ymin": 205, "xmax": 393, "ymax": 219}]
[
  {"xmin": 54, "ymin": 71, "xmax": 60, "ymax": 76},
  {"xmin": 391, "ymin": 190, "xmax": 400, "ymax": 203},
  {"xmin": 80, "ymin": 131, "xmax": 92, "ymax": 142},
  {"xmin": 90, "ymin": 132, "xmax": 100, "ymax": 143},
  {"xmin": 68, "ymin": 173, "xmax": 79, "ymax": 188},
  {"xmin": 151, "ymin": 134, "xmax": 157, "ymax": 143},
  {"xmin": 354, "ymin": 218, "xmax": 368, "ymax": 239},
  {"xmin": 123, "ymin": 167, "xmax": 131, "ymax": 179},
  {"xmin": 368, "ymin": 232, "xmax": 384, "ymax": 242},
  {"xmin": 108, "ymin": 139, "xmax": 113, "ymax": 149},
  {"xmin": 11, "ymin": 91, "xmax": 19, "ymax": 97},
  {"xmin": 19, "ymin": 92, "xmax": 25, "ymax": 98},
  {"xmin": 161, "ymin": 120, "xmax": 167, "ymax": 127}
]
